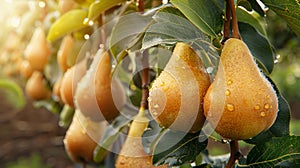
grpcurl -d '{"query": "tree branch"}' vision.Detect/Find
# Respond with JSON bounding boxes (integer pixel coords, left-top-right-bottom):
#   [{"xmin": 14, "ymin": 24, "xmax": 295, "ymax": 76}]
[{"xmin": 225, "ymin": 140, "xmax": 241, "ymax": 168}]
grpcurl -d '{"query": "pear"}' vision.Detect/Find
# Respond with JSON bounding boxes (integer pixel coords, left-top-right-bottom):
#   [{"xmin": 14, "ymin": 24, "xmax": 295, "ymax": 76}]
[
  {"xmin": 115, "ymin": 112, "xmax": 168, "ymax": 168},
  {"xmin": 60, "ymin": 59, "xmax": 87, "ymax": 108},
  {"xmin": 75, "ymin": 50, "xmax": 125, "ymax": 122},
  {"xmin": 25, "ymin": 71, "xmax": 51, "ymax": 100},
  {"xmin": 24, "ymin": 27, "xmax": 51, "ymax": 71},
  {"xmin": 59, "ymin": 0, "xmax": 76, "ymax": 14},
  {"xmin": 57, "ymin": 35, "xmax": 74, "ymax": 72},
  {"xmin": 20, "ymin": 60, "xmax": 33, "ymax": 79},
  {"xmin": 148, "ymin": 42, "xmax": 211, "ymax": 133},
  {"xmin": 63, "ymin": 110, "xmax": 107, "ymax": 163},
  {"xmin": 203, "ymin": 38, "xmax": 278, "ymax": 140}
]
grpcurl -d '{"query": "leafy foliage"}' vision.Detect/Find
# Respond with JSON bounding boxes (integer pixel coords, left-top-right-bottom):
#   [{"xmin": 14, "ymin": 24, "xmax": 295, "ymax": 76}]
[
  {"xmin": 153, "ymin": 130, "xmax": 208, "ymax": 166},
  {"xmin": 238, "ymin": 136, "xmax": 300, "ymax": 167}
]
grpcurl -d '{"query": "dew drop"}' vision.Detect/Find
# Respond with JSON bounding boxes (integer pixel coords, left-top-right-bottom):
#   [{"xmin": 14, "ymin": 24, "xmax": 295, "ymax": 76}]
[
  {"xmin": 147, "ymin": 97, "xmax": 152, "ymax": 102},
  {"xmin": 254, "ymin": 105, "xmax": 260, "ymax": 110},
  {"xmin": 160, "ymin": 82, "xmax": 165, "ymax": 86},
  {"xmin": 260, "ymin": 111, "xmax": 266, "ymax": 117},
  {"xmin": 227, "ymin": 80, "xmax": 233, "ymax": 85},
  {"xmin": 182, "ymin": 66, "xmax": 186, "ymax": 70},
  {"xmin": 225, "ymin": 90, "xmax": 231, "ymax": 96},
  {"xmin": 153, "ymin": 111, "xmax": 158, "ymax": 116},
  {"xmin": 226, "ymin": 104, "xmax": 235, "ymax": 112},
  {"xmin": 154, "ymin": 104, "xmax": 159, "ymax": 108},
  {"xmin": 264, "ymin": 103, "xmax": 270, "ymax": 109}
]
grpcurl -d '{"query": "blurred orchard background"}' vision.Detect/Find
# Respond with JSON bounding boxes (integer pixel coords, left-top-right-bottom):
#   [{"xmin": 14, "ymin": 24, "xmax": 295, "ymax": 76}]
[{"xmin": 0, "ymin": 0, "xmax": 299, "ymax": 167}]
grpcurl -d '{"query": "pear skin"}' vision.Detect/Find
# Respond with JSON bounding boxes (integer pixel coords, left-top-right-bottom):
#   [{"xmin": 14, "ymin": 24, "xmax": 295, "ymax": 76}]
[
  {"xmin": 63, "ymin": 110, "xmax": 107, "ymax": 163},
  {"xmin": 115, "ymin": 113, "xmax": 168, "ymax": 168},
  {"xmin": 25, "ymin": 71, "xmax": 51, "ymax": 100},
  {"xmin": 75, "ymin": 50, "xmax": 125, "ymax": 122},
  {"xmin": 148, "ymin": 42, "xmax": 210, "ymax": 133},
  {"xmin": 24, "ymin": 27, "xmax": 51, "ymax": 71},
  {"xmin": 204, "ymin": 38, "xmax": 278, "ymax": 140},
  {"xmin": 60, "ymin": 59, "xmax": 87, "ymax": 108}
]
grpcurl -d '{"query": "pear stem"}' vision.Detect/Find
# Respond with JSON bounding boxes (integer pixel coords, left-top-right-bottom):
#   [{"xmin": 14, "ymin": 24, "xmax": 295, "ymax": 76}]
[
  {"xmin": 227, "ymin": 0, "xmax": 240, "ymax": 39},
  {"xmin": 137, "ymin": 0, "xmax": 145, "ymax": 13},
  {"xmin": 140, "ymin": 50, "xmax": 150, "ymax": 110},
  {"xmin": 221, "ymin": 1, "xmax": 231, "ymax": 44},
  {"xmin": 225, "ymin": 140, "xmax": 241, "ymax": 168}
]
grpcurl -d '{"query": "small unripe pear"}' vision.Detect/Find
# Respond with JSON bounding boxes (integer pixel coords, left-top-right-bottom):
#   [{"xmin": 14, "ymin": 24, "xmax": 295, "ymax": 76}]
[
  {"xmin": 204, "ymin": 38, "xmax": 278, "ymax": 140},
  {"xmin": 63, "ymin": 110, "xmax": 107, "ymax": 163},
  {"xmin": 149, "ymin": 42, "xmax": 210, "ymax": 133},
  {"xmin": 24, "ymin": 27, "xmax": 51, "ymax": 71},
  {"xmin": 75, "ymin": 50, "xmax": 125, "ymax": 122},
  {"xmin": 57, "ymin": 35, "xmax": 74, "ymax": 72},
  {"xmin": 60, "ymin": 60, "xmax": 87, "ymax": 108},
  {"xmin": 25, "ymin": 71, "xmax": 51, "ymax": 100}
]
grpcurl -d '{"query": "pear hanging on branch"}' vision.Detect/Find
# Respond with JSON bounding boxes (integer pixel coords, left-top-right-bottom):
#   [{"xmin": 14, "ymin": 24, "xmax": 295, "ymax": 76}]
[
  {"xmin": 204, "ymin": 38, "xmax": 278, "ymax": 140},
  {"xmin": 75, "ymin": 49, "xmax": 125, "ymax": 122},
  {"xmin": 149, "ymin": 42, "xmax": 211, "ymax": 133}
]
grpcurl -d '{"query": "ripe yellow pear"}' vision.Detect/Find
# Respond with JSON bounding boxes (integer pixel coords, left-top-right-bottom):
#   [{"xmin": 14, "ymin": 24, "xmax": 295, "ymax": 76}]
[
  {"xmin": 148, "ymin": 42, "xmax": 211, "ymax": 133},
  {"xmin": 25, "ymin": 71, "xmax": 51, "ymax": 100},
  {"xmin": 63, "ymin": 110, "xmax": 107, "ymax": 163},
  {"xmin": 204, "ymin": 38, "xmax": 278, "ymax": 140},
  {"xmin": 24, "ymin": 27, "xmax": 51, "ymax": 71},
  {"xmin": 75, "ymin": 50, "xmax": 125, "ymax": 122},
  {"xmin": 115, "ymin": 112, "xmax": 168, "ymax": 168},
  {"xmin": 57, "ymin": 35, "xmax": 74, "ymax": 72},
  {"xmin": 60, "ymin": 59, "xmax": 87, "ymax": 108}
]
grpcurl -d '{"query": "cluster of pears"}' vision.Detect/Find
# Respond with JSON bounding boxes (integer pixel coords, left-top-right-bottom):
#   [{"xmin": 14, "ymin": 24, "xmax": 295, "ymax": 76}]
[
  {"xmin": 149, "ymin": 39, "xmax": 278, "ymax": 140},
  {"xmin": 23, "ymin": 27, "xmax": 52, "ymax": 100},
  {"xmin": 55, "ymin": 40, "xmax": 126, "ymax": 164}
]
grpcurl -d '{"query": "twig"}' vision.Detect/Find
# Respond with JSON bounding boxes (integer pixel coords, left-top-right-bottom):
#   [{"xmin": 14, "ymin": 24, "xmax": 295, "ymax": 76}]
[
  {"xmin": 227, "ymin": 0, "xmax": 240, "ymax": 39},
  {"xmin": 140, "ymin": 50, "xmax": 149, "ymax": 110},
  {"xmin": 225, "ymin": 140, "xmax": 242, "ymax": 168},
  {"xmin": 221, "ymin": 0, "xmax": 231, "ymax": 44}
]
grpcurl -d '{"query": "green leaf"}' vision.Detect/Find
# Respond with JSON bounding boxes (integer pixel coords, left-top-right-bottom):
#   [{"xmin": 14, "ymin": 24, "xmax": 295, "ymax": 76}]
[
  {"xmin": 152, "ymin": 130, "xmax": 208, "ymax": 166},
  {"xmin": 142, "ymin": 120, "xmax": 164, "ymax": 154},
  {"xmin": 142, "ymin": 6, "xmax": 219, "ymax": 69},
  {"xmin": 87, "ymin": 0, "xmax": 128, "ymax": 21},
  {"xmin": 248, "ymin": 0, "xmax": 266, "ymax": 16},
  {"xmin": 237, "ymin": 7, "xmax": 267, "ymax": 36},
  {"xmin": 93, "ymin": 114, "xmax": 132, "ymax": 162},
  {"xmin": 170, "ymin": 0, "xmax": 223, "ymax": 37},
  {"xmin": 0, "ymin": 78, "xmax": 25, "ymax": 109},
  {"xmin": 238, "ymin": 136, "xmax": 300, "ymax": 167},
  {"xmin": 109, "ymin": 12, "xmax": 153, "ymax": 59},
  {"xmin": 261, "ymin": 0, "xmax": 300, "ymax": 37},
  {"xmin": 239, "ymin": 22, "xmax": 274, "ymax": 74},
  {"xmin": 47, "ymin": 9, "xmax": 88, "ymax": 42},
  {"xmin": 244, "ymin": 76, "xmax": 291, "ymax": 145}
]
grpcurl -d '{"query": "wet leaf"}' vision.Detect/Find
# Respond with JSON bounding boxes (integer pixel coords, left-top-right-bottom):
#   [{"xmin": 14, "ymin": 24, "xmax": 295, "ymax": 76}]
[
  {"xmin": 170, "ymin": 0, "xmax": 223, "ymax": 37},
  {"xmin": 261, "ymin": 0, "xmax": 300, "ymax": 37},
  {"xmin": 153, "ymin": 130, "xmax": 208, "ymax": 166},
  {"xmin": 238, "ymin": 136, "xmax": 300, "ymax": 167}
]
